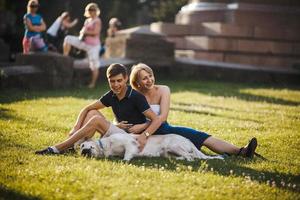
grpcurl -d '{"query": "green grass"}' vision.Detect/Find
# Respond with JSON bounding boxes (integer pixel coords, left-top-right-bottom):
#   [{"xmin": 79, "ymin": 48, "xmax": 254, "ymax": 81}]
[{"xmin": 0, "ymin": 80, "xmax": 300, "ymax": 200}]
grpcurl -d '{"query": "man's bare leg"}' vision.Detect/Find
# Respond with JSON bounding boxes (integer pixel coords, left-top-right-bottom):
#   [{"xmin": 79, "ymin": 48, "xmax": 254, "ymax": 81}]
[
  {"xmin": 54, "ymin": 114, "xmax": 110, "ymax": 152},
  {"xmin": 35, "ymin": 110, "xmax": 111, "ymax": 154}
]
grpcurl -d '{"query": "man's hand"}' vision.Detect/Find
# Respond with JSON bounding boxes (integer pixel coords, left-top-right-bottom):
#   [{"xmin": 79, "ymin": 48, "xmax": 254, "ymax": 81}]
[
  {"xmin": 116, "ymin": 121, "xmax": 133, "ymax": 131},
  {"xmin": 136, "ymin": 133, "xmax": 147, "ymax": 151},
  {"xmin": 128, "ymin": 123, "xmax": 146, "ymax": 134}
]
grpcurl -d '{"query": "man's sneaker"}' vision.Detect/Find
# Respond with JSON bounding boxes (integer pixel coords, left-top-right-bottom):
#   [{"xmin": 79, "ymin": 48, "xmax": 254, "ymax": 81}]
[{"xmin": 35, "ymin": 147, "xmax": 57, "ymax": 155}]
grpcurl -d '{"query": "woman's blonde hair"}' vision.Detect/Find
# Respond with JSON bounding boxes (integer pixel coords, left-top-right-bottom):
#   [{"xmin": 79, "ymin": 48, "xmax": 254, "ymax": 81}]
[
  {"xmin": 27, "ymin": 0, "xmax": 39, "ymax": 13},
  {"xmin": 84, "ymin": 3, "xmax": 100, "ymax": 18},
  {"xmin": 130, "ymin": 63, "xmax": 154, "ymax": 90}
]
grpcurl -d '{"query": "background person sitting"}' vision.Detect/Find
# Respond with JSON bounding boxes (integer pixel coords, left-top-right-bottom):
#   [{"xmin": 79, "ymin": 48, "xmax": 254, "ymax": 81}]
[
  {"xmin": 47, "ymin": 12, "xmax": 78, "ymax": 52},
  {"xmin": 107, "ymin": 17, "xmax": 121, "ymax": 37}
]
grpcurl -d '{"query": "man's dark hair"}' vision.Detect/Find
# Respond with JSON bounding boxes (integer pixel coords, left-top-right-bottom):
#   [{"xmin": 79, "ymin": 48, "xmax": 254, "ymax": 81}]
[{"xmin": 106, "ymin": 63, "xmax": 128, "ymax": 78}]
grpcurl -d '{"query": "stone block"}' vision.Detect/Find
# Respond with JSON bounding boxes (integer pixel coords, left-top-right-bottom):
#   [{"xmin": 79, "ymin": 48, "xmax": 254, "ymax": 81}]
[
  {"xmin": 227, "ymin": 10, "xmax": 300, "ymax": 27},
  {"xmin": 150, "ymin": 22, "xmax": 194, "ymax": 36},
  {"xmin": 193, "ymin": 51, "xmax": 224, "ymax": 61},
  {"xmin": 202, "ymin": 22, "xmax": 254, "ymax": 38},
  {"xmin": 285, "ymin": 29, "xmax": 300, "ymax": 41},
  {"xmin": 185, "ymin": 36, "xmax": 238, "ymax": 51},
  {"xmin": 15, "ymin": 52, "xmax": 74, "ymax": 88},
  {"xmin": 224, "ymin": 53, "xmax": 300, "ymax": 68},
  {"xmin": 176, "ymin": 10, "xmax": 227, "ymax": 25},
  {"xmin": 0, "ymin": 65, "xmax": 44, "ymax": 89},
  {"xmin": 293, "ymin": 43, "xmax": 300, "ymax": 54},
  {"xmin": 174, "ymin": 57, "xmax": 300, "ymax": 84},
  {"xmin": 166, "ymin": 37, "xmax": 187, "ymax": 49},
  {"xmin": 254, "ymin": 26, "xmax": 284, "ymax": 40},
  {"xmin": 105, "ymin": 26, "xmax": 174, "ymax": 66},
  {"xmin": 237, "ymin": 39, "xmax": 295, "ymax": 55},
  {"xmin": 0, "ymin": 39, "xmax": 10, "ymax": 62},
  {"xmin": 179, "ymin": 36, "xmax": 298, "ymax": 55}
]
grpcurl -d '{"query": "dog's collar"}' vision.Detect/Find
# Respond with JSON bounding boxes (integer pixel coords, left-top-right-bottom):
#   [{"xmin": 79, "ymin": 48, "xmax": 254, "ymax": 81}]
[{"xmin": 97, "ymin": 139, "xmax": 104, "ymax": 150}]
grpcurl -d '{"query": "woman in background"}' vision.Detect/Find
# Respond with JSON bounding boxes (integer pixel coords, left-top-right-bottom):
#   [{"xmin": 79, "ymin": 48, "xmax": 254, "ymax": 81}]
[
  {"xmin": 23, "ymin": 0, "xmax": 47, "ymax": 53},
  {"xmin": 63, "ymin": 3, "xmax": 101, "ymax": 88}
]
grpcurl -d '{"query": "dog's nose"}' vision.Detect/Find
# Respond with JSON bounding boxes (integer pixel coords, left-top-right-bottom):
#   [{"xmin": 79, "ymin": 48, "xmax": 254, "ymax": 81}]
[{"xmin": 81, "ymin": 148, "xmax": 92, "ymax": 157}]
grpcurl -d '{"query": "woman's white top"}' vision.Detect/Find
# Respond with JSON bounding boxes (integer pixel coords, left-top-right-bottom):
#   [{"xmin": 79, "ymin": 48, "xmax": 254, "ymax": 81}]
[
  {"xmin": 150, "ymin": 104, "xmax": 161, "ymax": 115},
  {"xmin": 47, "ymin": 17, "xmax": 62, "ymax": 36}
]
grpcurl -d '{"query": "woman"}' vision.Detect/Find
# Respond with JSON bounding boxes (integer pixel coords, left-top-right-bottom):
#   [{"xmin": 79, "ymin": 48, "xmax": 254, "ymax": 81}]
[
  {"xmin": 23, "ymin": 0, "xmax": 47, "ymax": 53},
  {"xmin": 63, "ymin": 3, "xmax": 101, "ymax": 88},
  {"xmin": 47, "ymin": 12, "xmax": 78, "ymax": 51},
  {"xmin": 129, "ymin": 63, "xmax": 258, "ymax": 158}
]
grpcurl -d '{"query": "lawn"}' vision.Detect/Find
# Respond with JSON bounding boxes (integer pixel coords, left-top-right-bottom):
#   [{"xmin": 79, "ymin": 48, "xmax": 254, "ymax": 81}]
[{"xmin": 0, "ymin": 80, "xmax": 299, "ymax": 200}]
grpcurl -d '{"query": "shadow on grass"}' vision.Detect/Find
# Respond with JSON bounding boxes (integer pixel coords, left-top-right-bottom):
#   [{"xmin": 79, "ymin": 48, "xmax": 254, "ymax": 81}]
[
  {"xmin": 167, "ymin": 80, "xmax": 300, "ymax": 107},
  {"xmin": 0, "ymin": 185, "xmax": 40, "ymax": 200},
  {"xmin": 0, "ymin": 108, "xmax": 19, "ymax": 120},
  {"xmin": 170, "ymin": 106, "xmax": 262, "ymax": 124},
  {"xmin": 1, "ymin": 80, "xmax": 299, "ymax": 107},
  {"xmin": 84, "ymin": 156, "xmax": 300, "ymax": 193}
]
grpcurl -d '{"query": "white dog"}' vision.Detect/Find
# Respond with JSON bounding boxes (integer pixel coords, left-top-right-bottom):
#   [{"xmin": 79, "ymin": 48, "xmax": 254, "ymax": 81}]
[{"xmin": 80, "ymin": 133, "xmax": 224, "ymax": 161}]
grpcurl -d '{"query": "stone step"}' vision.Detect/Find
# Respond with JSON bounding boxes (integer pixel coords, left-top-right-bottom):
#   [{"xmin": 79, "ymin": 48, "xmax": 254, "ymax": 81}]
[
  {"xmin": 227, "ymin": 9, "xmax": 300, "ymax": 27},
  {"xmin": 0, "ymin": 65, "xmax": 45, "ymax": 89},
  {"xmin": 174, "ymin": 57, "xmax": 300, "ymax": 84},
  {"xmin": 175, "ymin": 50, "xmax": 300, "ymax": 68},
  {"xmin": 175, "ymin": 3, "xmax": 300, "ymax": 27},
  {"xmin": 151, "ymin": 22, "xmax": 300, "ymax": 41},
  {"xmin": 168, "ymin": 36, "xmax": 300, "ymax": 56}
]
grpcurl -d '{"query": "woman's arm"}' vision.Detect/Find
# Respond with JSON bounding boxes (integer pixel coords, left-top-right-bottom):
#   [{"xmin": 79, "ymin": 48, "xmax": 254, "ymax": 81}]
[
  {"xmin": 24, "ymin": 17, "xmax": 46, "ymax": 32},
  {"xmin": 158, "ymin": 85, "xmax": 171, "ymax": 122},
  {"xmin": 69, "ymin": 100, "xmax": 105, "ymax": 136},
  {"xmin": 38, "ymin": 19, "xmax": 47, "ymax": 32},
  {"xmin": 24, "ymin": 17, "xmax": 39, "ymax": 32},
  {"xmin": 136, "ymin": 109, "xmax": 162, "ymax": 149},
  {"xmin": 129, "ymin": 85, "xmax": 170, "ymax": 134}
]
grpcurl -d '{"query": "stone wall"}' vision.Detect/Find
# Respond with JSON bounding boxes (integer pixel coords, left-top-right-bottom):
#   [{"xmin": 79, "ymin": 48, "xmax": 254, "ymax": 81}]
[
  {"xmin": 105, "ymin": 26, "xmax": 174, "ymax": 67},
  {"xmin": 15, "ymin": 53, "xmax": 74, "ymax": 89}
]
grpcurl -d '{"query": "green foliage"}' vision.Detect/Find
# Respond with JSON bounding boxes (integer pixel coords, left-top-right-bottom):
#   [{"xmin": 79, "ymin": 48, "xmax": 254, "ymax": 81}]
[
  {"xmin": 0, "ymin": 80, "xmax": 300, "ymax": 199},
  {"xmin": 151, "ymin": 0, "xmax": 189, "ymax": 22}
]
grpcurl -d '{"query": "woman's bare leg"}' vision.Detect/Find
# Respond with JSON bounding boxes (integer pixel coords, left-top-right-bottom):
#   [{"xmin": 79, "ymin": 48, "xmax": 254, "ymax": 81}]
[
  {"xmin": 63, "ymin": 41, "xmax": 71, "ymax": 56},
  {"xmin": 203, "ymin": 136, "xmax": 240, "ymax": 155},
  {"xmin": 88, "ymin": 69, "xmax": 99, "ymax": 88}
]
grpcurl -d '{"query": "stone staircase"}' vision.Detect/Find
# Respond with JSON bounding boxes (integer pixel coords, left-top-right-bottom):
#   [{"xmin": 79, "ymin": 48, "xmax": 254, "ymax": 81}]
[{"xmin": 150, "ymin": 2, "xmax": 300, "ymax": 69}]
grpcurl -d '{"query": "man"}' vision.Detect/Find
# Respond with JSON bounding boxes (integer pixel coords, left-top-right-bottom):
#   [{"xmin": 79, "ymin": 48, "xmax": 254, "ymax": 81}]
[{"xmin": 35, "ymin": 63, "xmax": 161, "ymax": 155}]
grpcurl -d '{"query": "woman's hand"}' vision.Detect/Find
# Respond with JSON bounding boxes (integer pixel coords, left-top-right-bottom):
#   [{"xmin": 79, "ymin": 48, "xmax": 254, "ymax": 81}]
[
  {"xmin": 116, "ymin": 121, "xmax": 133, "ymax": 131},
  {"xmin": 128, "ymin": 123, "xmax": 147, "ymax": 134},
  {"xmin": 79, "ymin": 28, "xmax": 85, "ymax": 36},
  {"xmin": 136, "ymin": 133, "xmax": 147, "ymax": 151}
]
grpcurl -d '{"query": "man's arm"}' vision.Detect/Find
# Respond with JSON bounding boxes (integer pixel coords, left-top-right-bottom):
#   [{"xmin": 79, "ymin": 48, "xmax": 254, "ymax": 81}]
[
  {"xmin": 69, "ymin": 100, "xmax": 106, "ymax": 136},
  {"xmin": 136, "ymin": 109, "xmax": 161, "ymax": 149}
]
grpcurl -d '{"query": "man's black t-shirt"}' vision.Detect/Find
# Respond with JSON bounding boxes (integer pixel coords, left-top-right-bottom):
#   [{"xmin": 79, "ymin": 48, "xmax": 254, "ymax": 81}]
[{"xmin": 99, "ymin": 86, "xmax": 150, "ymax": 125}]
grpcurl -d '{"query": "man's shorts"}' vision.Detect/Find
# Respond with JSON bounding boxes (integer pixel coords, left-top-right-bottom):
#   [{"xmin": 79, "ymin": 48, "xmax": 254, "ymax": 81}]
[{"xmin": 103, "ymin": 123, "xmax": 127, "ymax": 137}]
